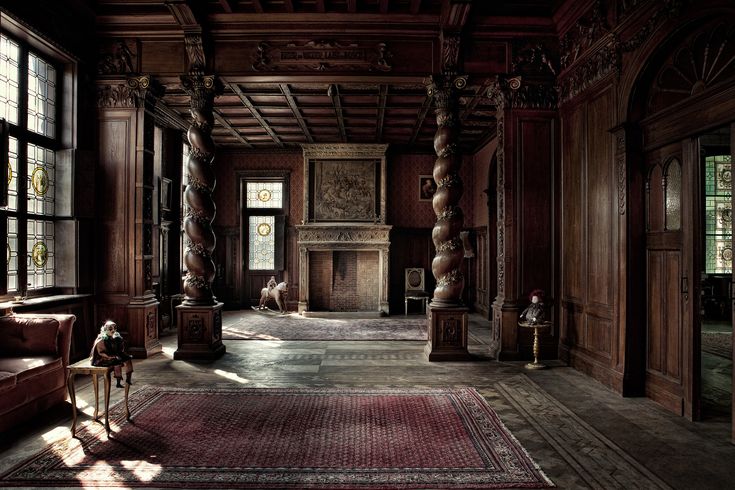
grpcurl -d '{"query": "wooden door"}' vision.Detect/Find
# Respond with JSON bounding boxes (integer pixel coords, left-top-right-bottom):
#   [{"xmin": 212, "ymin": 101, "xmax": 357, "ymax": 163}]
[{"xmin": 645, "ymin": 142, "xmax": 694, "ymax": 416}]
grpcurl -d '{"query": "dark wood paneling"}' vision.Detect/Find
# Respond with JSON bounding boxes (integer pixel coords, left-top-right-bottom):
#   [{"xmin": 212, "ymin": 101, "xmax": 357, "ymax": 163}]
[
  {"xmin": 389, "ymin": 227, "xmax": 433, "ymax": 314},
  {"xmin": 586, "ymin": 89, "xmax": 613, "ymax": 309},
  {"xmin": 561, "ymin": 106, "xmax": 584, "ymax": 302}
]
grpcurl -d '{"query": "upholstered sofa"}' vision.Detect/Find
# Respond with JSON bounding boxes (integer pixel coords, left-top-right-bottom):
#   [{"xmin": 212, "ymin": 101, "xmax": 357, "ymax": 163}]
[{"xmin": 0, "ymin": 313, "xmax": 75, "ymax": 432}]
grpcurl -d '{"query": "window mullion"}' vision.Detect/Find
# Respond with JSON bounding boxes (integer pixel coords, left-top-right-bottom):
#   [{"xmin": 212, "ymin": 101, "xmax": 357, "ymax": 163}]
[{"xmin": 16, "ymin": 42, "xmax": 29, "ymax": 294}]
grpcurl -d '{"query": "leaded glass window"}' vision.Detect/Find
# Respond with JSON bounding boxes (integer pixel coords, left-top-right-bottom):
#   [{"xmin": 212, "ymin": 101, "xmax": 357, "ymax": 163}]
[
  {"xmin": 664, "ymin": 159, "xmax": 681, "ymax": 231},
  {"xmin": 26, "ymin": 142, "xmax": 54, "ymax": 215},
  {"xmin": 27, "ymin": 52, "xmax": 56, "ymax": 138},
  {"xmin": 26, "ymin": 219, "xmax": 54, "ymax": 289},
  {"xmin": 705, "ymin": 155, "xmax": 732, "ymax": 273},
  {"xmin": 7, "ymin": 217, "xmax": 17, "ymax": 292},
  {"xmin": 0, "ymin": 28, "xmax": 62, "ymax": 297},
  {"xmin": 0, "ymin": 34, "xmax": 20, "ymax": 125},
  {"xmin": 246, "ymin": 182, "xmax": 283, "ymax": 209},
  {"xmin": 249, "ymin": 215, "xmax": 275, "ymax": 270}
]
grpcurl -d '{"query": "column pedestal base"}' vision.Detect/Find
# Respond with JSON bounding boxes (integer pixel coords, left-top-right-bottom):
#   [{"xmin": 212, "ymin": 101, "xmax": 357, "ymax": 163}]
[
  {"xmin": 424, "ymin": 305, "xmax": 472, "ymax": 362},
  {"xmin": 174, "ymin": 302, "xmax": 226, "ymax": 360}
]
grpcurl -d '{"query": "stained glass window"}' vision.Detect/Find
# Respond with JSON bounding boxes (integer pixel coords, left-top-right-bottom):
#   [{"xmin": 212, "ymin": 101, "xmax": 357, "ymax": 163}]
[
  {"xmin": 27, "ymin": 52, "xmax": 56, "ymax": 138},
  {"xmin": 249, "ymin": 215, "xmax": 275, "ymax": 270},
  {"xmin": 26, "ymin": 219, "xmax": 54, "ymax": 290},
  {"xmin": 7, "ymin": 136, "xmax": 18, "ymax": 211},
  {"xmin": 26, "ymin": 142, "xmax": 55, "ymax": 215},
  {"xmin": 0, "ymin": 34, "xmax": 20, "ymax": 125},
  {"xmin": 246, "ymin": 182, "xmax": 283, "ymax": 209},
  {"xmin": 7, "ymin": 217, "xmax": 18, "ymax": 292},
  {"xmin": 665, "ymin": 159, "xmax": 681, "ymax": 230},
  {"xmin": 704, "ymin": 155, "xmax": 732, "ymax": 273}
]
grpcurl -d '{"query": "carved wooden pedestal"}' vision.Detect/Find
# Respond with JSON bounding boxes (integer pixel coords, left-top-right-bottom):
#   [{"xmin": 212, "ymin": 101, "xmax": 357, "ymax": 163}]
[
  {"xmin": 424, "ymin": 305, "xmax": 471, "ymax": 361},
  {"xmin": 127, "ymin": 298, "xmax": 162, "ymax": 359},
  {"xmin": 174, "ymin": 303, "xmax": 225, "ymax": 360}
]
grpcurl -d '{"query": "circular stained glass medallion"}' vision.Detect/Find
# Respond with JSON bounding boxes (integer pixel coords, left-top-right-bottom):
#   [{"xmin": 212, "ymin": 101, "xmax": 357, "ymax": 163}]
[
  {"xmin": 720, "ymin": 167, "xmax": 732, "ymax": 185},
  {"xmin": 257, "ymin": 222, "xmax": 272, "ymax": 236},
  {"xmin": 32, "ymin": 241, "xmax": 48, "ymax": 268},
  {"xmin": 257, "ymin": 189, "xmax": 272, "ymax": 202},
  {"xmin": 31, "ymin": 167, "xmax": 49, "ymax": 196},
  {"xmin": 720, "ymin": 207, "xmax": 732, "ymax": 225},
  {"xmin": 721, "ymin": 246, "xmax": 733, "ymax": 263}
]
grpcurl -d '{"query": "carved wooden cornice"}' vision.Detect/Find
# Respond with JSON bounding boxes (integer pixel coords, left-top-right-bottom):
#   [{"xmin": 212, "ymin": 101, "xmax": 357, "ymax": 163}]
[
  {"xmin": 557, "ymin": 39, "xmax": 619, "ymax": 105},
  {"xmin": 251, "ymin": 40, "xmax": 392, "ymax": 72},
  {"xmin": 559, "ymin": 0, "xmax": 609, "ymax": 71},
  {"xmin": 300, "ymin": 143, "xmax": 389, "ymax": 159},
  {"xmin": 96, "ymin": 76, "xmax": 164, "ymax": 109},
  {"xmin": 296, "ymin": 224, "xmax": 392, "ymax": 245}
]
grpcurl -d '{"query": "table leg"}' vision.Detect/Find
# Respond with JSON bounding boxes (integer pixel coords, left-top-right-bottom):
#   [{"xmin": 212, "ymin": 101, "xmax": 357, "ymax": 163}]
[
  {"xmin": 103, "ymin": 370, "xmax": 111, "ymax": 435},
  {"xmin": 525, "ymin": 327, "xmax": 547, "ymax": 370},
  {"xmin": 67, "ymin": 371, "xmax": 77, "ymax": 437},
  {"xmin": 124, "ymin": 381, "xmax": 130, "ymax": 420},
  {"xmin": 92, "ymin": 373, "xmax": 99, "ymax": 420}
]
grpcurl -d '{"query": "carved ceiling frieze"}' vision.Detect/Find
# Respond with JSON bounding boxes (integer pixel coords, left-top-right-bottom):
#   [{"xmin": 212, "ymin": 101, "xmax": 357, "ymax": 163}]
[
  {"xmin": 557, "ymin": 39, "xmax": 619, "ymax": 104},
  {"xmin": 300, "ymin": 143, "xmax": 389, "ymax": 159},
  {"xmin": 97, "ymin": 40, "xmax": 137, "ymax": 76},
  {"xmin": 559, "ymin": 0, "xmax": 609, "ymax": 72},
  {"xmin": 252, "ymin": 40, "xmax": 392, "ymax": 72}
]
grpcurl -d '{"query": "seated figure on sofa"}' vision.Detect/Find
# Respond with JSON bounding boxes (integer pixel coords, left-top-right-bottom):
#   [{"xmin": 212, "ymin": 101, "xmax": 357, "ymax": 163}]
[{"xmin": 91, "ymin": 320, "xmax": 133, "ymax": 388}]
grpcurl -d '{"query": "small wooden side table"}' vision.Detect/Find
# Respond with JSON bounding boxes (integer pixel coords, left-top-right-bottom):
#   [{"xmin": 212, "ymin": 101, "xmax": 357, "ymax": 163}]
[
  {"xmin": 519, "ymin": 321, "xmax": 552, "ymax": 370},
  {"xmin": 66, "ymin": 358, "xmax": 130, "ymax": 437}
]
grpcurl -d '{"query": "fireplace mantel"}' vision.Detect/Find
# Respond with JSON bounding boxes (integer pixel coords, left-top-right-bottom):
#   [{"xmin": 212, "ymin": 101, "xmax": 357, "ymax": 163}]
[{"xmin": 296, "ymin": 224, "xmax": 392, "ymax": 315}]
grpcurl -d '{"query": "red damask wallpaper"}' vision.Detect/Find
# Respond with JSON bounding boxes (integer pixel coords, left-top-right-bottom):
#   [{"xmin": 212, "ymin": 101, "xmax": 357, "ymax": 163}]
[{"xmin": 213, "ymin": 149, "xmax": 482, "ymax": 230}]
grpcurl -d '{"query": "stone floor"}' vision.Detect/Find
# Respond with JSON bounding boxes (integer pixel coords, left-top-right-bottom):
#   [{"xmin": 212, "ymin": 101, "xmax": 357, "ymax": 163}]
[{"xmin": 1, "ymin": 313, "xmax": 734, "ymax": 489}]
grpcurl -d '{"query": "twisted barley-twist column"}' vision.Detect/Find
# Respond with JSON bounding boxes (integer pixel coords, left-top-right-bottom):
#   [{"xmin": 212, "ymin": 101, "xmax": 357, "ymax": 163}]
[
  {"xmin": 180, "ymin": 74, "xmax": 220, "ymax": 306},
  {"xmin": 426, "ymin": 75, "xmax": 467, "ymax": 307}
]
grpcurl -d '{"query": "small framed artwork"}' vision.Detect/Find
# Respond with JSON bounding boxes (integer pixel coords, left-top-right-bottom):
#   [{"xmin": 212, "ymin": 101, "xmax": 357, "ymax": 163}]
[
  {"xmin": 419, "ymin": 175, "xmax": 437, "ymax": 201},
  {"xmin": 160, "ymin": 177, "xmax": 172, "ymax": 211}
]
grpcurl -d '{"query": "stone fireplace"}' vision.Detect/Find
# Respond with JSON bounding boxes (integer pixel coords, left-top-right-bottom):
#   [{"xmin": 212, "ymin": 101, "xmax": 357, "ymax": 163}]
[{"xmin": 297, "ymin": 144, "xmax": 391, "ymax": 315}]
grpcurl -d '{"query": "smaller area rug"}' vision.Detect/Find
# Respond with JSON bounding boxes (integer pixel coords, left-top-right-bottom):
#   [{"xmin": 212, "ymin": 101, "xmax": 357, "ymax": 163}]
[
  {"xmin": 222, "ymin": 310, "xmax": 428, "ymax": 341},
  {"xmin": 0, "ymin": 386, "xmax": 553, "ymax": 489},
  {"xmin": 701, "ymin": 332, "xmax": 733, "ymax": 360}
]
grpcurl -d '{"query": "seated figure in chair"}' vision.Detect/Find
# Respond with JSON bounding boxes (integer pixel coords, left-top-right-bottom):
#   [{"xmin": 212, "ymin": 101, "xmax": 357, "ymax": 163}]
[
  {"xmin": 91, "ymin": 320, "xmax": 134, "ymax": 388},
  {"xmin": 259, "ymin": 279, "xmax": 288, "ymax": 313}
]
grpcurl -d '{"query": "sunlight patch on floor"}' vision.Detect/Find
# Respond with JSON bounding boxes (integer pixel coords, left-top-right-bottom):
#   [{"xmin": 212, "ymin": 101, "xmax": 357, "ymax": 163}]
[{"xmin": 214, "ymin": 369, "xmax": 251, "ymax": 384}]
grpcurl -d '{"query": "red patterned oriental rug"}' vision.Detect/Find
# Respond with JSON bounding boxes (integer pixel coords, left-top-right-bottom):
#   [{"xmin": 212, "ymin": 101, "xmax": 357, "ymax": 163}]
[
  {"xmin": 0, "ymin": 386, "xmax": 553, "ymax": 489},
  {"xmin": 222, "ymin": 310, "xmax": 428, "ymax": 341}
]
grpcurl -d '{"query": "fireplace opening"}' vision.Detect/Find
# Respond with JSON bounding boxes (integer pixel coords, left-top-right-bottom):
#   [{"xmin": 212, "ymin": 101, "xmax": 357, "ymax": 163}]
[{"xmin": 308, "ymin": 251, "xmax": 380, "ymax": 312}]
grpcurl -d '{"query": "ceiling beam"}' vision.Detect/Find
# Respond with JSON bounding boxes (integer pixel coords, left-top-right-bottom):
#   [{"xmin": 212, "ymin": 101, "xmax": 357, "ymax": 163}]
[
  {"xmin": 460, "ymin": 78, "xmax": 493, "ymax": 122},
  {"xmin": 328, "ymin": 84, "xmax": 347, "ymax": 142},
  {"xmin": 379, "ymin": 0, "xmax": 390, "ymax": 14},
  {"xmin": 283, "ymin": 0, "xmax": 294, "ymax": 12},
  {"xmin": 155, "ymin": 100, "xmax": 189, "ymax": 132},
  {"xmin": 280, "ymin": 83, "xmax": 314, "ymax": 143},
  {"xmin": 252, "ymin": 0, "xmax": 264, "ymax": 13},
  {"xmin": 410, "ymin": 0, "xmax": 422, "ymax": 15},
  {"xmin": 376, "ymin": 84, "xmax": 388, "ymax": 142},
  {"xmin": 227, "ymin": 81, "xmax": 285, "ymax": 148},
  {"xmin": 213, "ymin": 110, "xmax": 254, "ymax": 148},
  {"xmin": 410, "ymin": 94, "xmax": 433, "ymax": 144},
  {"xmin": 315, "ymin": 0, "xmax": 325, "ymax": 12},
  {"xmin": 218, "ymin": 0, "xmax": 234, "ymax": 13},
  {"xmin": 347, "ymin": 0, "xmax": 357, "ymax": 13}
]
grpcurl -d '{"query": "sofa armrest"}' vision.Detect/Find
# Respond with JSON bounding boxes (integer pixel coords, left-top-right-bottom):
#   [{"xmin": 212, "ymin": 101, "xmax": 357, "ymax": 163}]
[{"xmin": 2, "ymin": 313, "xmax": 76, "ymax": 368}]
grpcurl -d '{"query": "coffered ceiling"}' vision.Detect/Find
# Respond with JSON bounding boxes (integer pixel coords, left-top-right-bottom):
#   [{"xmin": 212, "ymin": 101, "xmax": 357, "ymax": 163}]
[{"xmin": 91, "ymin": 0, "xmax": 559, "ymax": 152}]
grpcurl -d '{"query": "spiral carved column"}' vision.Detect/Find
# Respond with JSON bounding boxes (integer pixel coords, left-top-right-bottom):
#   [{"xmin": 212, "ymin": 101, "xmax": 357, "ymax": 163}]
[
  {"xmin": 427, "ymin": 74, "xmax": 467, "ymax": 307},
  {"xmin": 424, "ymin": 74, "xmax": 471, "ymax": 361},
  {"xmin": 181, "ymin": 74, "xmax": 219, "ymax": 306},
  {"xmin": 175, "ymin": 73, "xmax": 225, "ymax": 361}
]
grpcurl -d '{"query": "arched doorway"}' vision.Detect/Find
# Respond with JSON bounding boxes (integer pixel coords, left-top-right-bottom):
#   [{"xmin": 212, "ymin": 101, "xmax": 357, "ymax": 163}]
[{"xmin": 627, "ymin": 16, "xmax": 735, "ymax": 433}]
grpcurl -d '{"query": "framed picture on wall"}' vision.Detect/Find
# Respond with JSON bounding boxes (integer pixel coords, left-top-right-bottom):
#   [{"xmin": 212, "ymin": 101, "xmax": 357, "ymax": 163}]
[
  {"xmin": 160, "ymin": 177, "xmax": 172, "ymax": 212},
  {"xmin": 419, "ymin": 175, "xmax": 437, "ymax": 201}
]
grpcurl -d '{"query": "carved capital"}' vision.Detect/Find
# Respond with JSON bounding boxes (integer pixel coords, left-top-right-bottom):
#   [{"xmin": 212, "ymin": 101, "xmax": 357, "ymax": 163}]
[
  {"xmin": 426, "ymin": 74, "xmax": 467, "ymax": 127},
  {"xmin": 96, "ymin": 81, "xmax": 136, "ymax": 108},
  {"xmin": 485, "ymin": 75, "xmax": 522, "ymax": 111},
  {"xmin": 127, "ymin": 75, "xmax": 165, "ymax": 107}
]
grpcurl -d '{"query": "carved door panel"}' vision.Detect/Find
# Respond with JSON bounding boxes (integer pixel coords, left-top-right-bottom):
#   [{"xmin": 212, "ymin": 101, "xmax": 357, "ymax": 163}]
[{"xmin": 645, "ymin": 142, "xmax": 692, "ymax": 416}]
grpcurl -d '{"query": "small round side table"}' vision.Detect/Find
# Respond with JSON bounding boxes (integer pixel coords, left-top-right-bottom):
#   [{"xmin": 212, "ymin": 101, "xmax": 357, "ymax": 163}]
[{"xmin": 518, "ymin": 320, "xmax": 552, "ymax": 370}]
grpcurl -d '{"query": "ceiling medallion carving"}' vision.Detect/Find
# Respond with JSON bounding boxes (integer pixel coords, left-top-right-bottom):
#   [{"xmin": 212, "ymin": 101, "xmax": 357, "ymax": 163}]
[{"xmin": 252, "ymin": 40, "xmax": 392, "ymax": 72}]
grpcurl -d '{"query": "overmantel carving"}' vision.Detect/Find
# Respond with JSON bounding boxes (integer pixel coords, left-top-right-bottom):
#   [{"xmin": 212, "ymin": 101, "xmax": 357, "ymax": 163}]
[
  {"xmin": 301, "ymin": 143, "xmax": 389, "ymax": 159},
  {"xmin": 252, "ymin": 40, "xmax": 392, "ymax": 72},
  {"xmin": 297, "ymin": 225, "xmax": 392, "ymax": 245}
]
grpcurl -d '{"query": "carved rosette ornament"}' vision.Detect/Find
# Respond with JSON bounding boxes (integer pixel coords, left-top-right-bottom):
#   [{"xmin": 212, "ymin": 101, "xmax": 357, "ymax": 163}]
[
  {"xmin": 426, "ymin": 74, "xmax": 468, "ymax": 307},
  {"xmin": 180, "ymin": 74, "xmax": 223, "ymax": 306}
]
